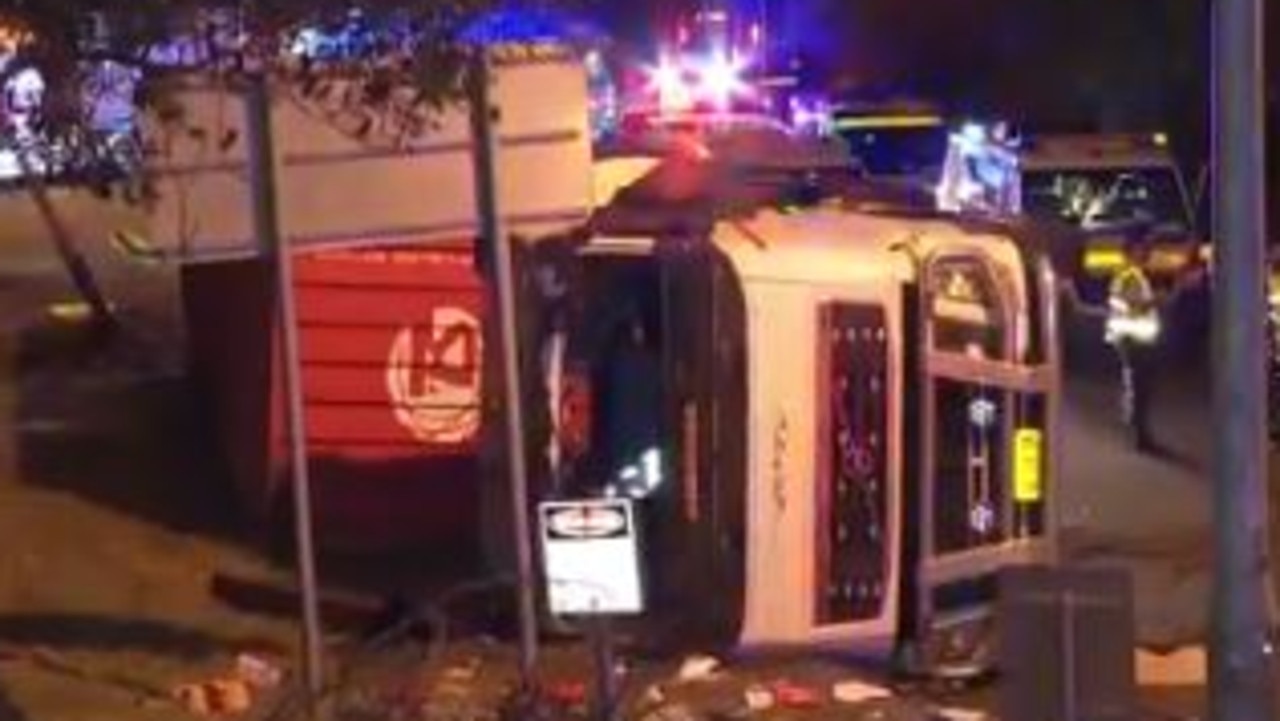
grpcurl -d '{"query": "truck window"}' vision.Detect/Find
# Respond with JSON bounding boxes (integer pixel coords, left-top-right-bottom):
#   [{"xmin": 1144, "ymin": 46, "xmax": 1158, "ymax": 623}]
[
  {"xmin": 925, "ymin": 256, "xmax": 1018, "ymax": 554},
  {"xmin": 599, "ymin": 318, "xmax": 665, "ymax": 497},
  {"xmin": 928, "ymin": 258, "xmax": 1008, "ymax": 360},
  {"xmin": 567, "ymin": 258, "xmax": 669, "ymax": 501}
]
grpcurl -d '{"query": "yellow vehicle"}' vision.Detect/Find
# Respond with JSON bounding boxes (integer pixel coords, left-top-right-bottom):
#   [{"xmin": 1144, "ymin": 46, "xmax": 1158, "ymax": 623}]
[{"xmin": 504, "ymin": 138, "xmax": 1063, "ymax": 674}]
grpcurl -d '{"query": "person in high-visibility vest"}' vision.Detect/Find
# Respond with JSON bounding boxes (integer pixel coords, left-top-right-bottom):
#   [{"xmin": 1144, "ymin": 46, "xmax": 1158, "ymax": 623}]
[{"xmin": 1105, "ymin": 239, "xmax": 1163, "ymax": 451}]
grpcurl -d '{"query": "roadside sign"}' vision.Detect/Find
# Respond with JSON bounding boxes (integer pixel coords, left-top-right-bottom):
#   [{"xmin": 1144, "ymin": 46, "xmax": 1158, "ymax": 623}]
[
  {"xmin": 539, "ymin": 499, "xmax": 644, "ymax": 616},
  {"xmin": 1013, "ymin": 427, "xmax": 1044, "ymax": 503}
]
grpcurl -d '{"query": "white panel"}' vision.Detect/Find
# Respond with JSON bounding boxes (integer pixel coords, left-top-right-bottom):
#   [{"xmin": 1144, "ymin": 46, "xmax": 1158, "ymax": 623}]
[
  {"xmin": 129, "ymin": 56, "xmax": 592, "ymax": 262},
  {"xmin": 739, "ymin": 283, "xmax": 816, "ymax": 645},
  {"xmin": 738, "ymin": 277, "xmax": 906, "ymax": 652}
]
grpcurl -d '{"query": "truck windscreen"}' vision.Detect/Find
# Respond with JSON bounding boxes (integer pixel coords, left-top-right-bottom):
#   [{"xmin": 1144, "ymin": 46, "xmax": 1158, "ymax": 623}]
[
  {"xmin": 834, "ymin": 125, "xmax": 948, "ymax": 178},
  {"xmin": 1021, "ymin": 167, "xmax": 1189, "ymax": 232},
  {"xmin": 570, "ymin": 258, "xmax": 669, "ymax": 501}
]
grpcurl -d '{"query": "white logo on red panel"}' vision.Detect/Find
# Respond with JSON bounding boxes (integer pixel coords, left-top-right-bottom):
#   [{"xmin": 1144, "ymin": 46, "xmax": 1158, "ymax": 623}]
[{"xmin": 385, "ymin": 306, "xmax": 483, "ymax": 445}]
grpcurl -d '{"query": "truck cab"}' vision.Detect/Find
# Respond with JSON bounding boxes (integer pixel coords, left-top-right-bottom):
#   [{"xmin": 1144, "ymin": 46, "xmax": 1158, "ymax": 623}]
[{"xmin": 501, "ymin": 139, "xmax": 1063, "ymax": 672}]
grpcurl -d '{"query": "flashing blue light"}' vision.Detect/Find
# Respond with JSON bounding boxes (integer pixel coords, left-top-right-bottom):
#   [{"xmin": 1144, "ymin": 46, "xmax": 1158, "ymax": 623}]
[
  {"xmin": 458, "ymin": 8, "xmax": 604, "ymax": 46},
  {"xmin": 960, "ymin": 122, "xmax": 986, "ymax": 144}
]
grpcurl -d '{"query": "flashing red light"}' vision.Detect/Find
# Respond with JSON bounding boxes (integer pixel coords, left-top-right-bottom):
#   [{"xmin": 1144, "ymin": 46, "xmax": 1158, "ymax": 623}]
[{"xmin": 647, "ymin": 54, "xmax": 748, "ymax": 114}]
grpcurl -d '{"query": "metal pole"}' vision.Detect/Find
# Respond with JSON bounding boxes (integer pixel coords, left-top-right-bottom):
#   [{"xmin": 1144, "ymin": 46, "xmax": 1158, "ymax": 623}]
[
  {"xmin": 468, "ymin": 49, "xmax": 540, "ymax": 685},
  {"xmin": 245, "ymin": 72, "xmax": 326, "ymax": 709},
  {"xmin": 1061, "ymin": 590, "xmax": 1077, "ymax": 721},
  {"xmin": 589, "ymin": 615, "xmax": 617, "ymax": 721},
  {"xmin": 1209, "ymin": 0, "xmax": 1276, "ymax": 716}
]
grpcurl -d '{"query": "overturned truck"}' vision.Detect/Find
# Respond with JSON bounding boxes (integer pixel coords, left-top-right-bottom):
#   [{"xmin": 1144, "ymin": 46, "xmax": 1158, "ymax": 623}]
[{"xmin": 495, "ymin": 131, "xmax": 1063, "ymax": 669}]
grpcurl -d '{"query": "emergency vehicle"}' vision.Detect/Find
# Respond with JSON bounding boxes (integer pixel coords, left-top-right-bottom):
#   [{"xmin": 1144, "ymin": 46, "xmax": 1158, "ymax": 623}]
[
  {"xmin": 937, "ymin": 129, "xmax": 1207, "ymax": 331},
  {"xmin": 1021, "ymin": 134, "xmax": 1202, "ymax": 287},
  {"xmin": 618, "ymin": 1, "xmax": 808, "ymax": 136},
  {"xmin": 1024, "ymin": 134, "xmax": 1211, "ymax": 374},
  {"xmin": 497, "ymin": 129, "xmax": 1063, "ymax": 670},
  {"xmin": 935, "ymin": 130, "xmax": 1197, "ymax": 238}
]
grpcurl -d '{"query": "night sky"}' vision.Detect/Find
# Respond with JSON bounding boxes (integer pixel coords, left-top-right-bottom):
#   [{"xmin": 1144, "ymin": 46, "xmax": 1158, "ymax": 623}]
[{"xmin": 586, "ymin": 0, "xmax": 1280, "ymax": 170}]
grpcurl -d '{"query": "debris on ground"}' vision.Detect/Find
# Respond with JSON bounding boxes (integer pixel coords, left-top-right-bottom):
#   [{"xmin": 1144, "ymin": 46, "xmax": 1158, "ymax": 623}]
[
  {"xmin": 407, "ymin": 656, "xmax": 505, "ymax": 721},
  {"xmin": 675, "ymin": 654, "xmax": 722, "ymax": 683},
  {"xmin": 234, "ymin": 652, "xmax": 284, "ymax": 690},
  {"xmin": 172, "ymin": 683, "xmax": 212, "ymax": 716},
  {"xmin": 440, "ymin": 659, "xmax": 480, "ymax": 684},
  {"xmin": 544, "ymin": 679, "xmax": 589, "ymax": 710},
  {"xmin": 641, "ymin": 682, "xmax": 667, "ymax": 706},
  {"xmin": 931, "ymin": 706, "xmax": 992, "ymax": 721},
  {"xmin": 639, "ymin": 701, "xmax": 703, "ymax": 721},
  {"xmin": 769, "ymin": 679, "xmax": 823, "ymax": 708},
  {"xmin": 172, "ymin": 677, "xmax": 253, "ymax": 716},
  {"xmin": 832, "ymin": 678, "xmax": 893, "ymax": 705},
  {"xmin": 1136, "ymin": 646, "xmax": 1206, "ymax": 686},
  {"xmin": 172, "ymin": 653, "xmax": 288, "ymax": 716},
  {"xmin": 743, "ymin": 684, "xmax": 775, "ymax": 712}
]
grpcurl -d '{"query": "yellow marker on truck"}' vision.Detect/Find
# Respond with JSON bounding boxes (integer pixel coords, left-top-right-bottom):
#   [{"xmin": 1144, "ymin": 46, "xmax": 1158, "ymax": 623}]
[{"xmin": 1014, "ymin": 427, "xmax": 1044, "ymax": 503}]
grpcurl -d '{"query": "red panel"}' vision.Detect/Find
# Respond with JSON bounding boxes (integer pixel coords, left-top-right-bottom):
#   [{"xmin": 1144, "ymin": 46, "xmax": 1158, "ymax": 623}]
[
  {"xmin": 294, "ymin": 242, "xmax": 486, "ymax": 459},
  {"xmin": 300, "ymin": 327, "xmax": 481, "ymax": 375},
  {"xmin": 302, "ymin": 368, "xmax": 481, "ymax": 408},
  {"xmin": 190, "ymin": 241, "xmax": 490, "ymax": 550},
  {"xmin": 294, "ymin": 245, "xmax": 479, "ymax": 289},
  {"xmin": 294, "ymin": 286, "xmax": 478, "ymax": 325},
  {"xmin": 308, "ymin": 454, "xmax": 480, "ymax": 550},
  {"xmin": 298, "ymin": 327, "xmax": 410, "ymax": 364},
  {"xmin": 304, "ymin": 405, "xmax": 481, "ymax": 448}
]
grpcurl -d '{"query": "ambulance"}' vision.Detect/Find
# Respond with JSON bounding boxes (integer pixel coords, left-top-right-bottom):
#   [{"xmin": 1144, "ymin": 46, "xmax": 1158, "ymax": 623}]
[{"xmin": 499, "ymin": 128, "xmax": 1063, "ymax": 672}]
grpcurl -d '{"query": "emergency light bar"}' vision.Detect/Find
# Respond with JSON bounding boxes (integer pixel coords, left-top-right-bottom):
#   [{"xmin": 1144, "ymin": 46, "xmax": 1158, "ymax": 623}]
[
  {"xmin": 832, "ymin": 114, "xmax": 944, "ymax": 131},
  {"xmin": 1082, "ymin": 241, "xmax": 1203, "ymax": 276},
  {"xmin": 647, "ymin": 54, "xmax": 749, "ymax": 114}
]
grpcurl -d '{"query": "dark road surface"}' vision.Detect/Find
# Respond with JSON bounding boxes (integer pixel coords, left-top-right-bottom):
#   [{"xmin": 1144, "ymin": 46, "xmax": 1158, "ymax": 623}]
[{"xmin": 1057, "ymin": 311, "xmax": 1215, "ymax": 650}]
